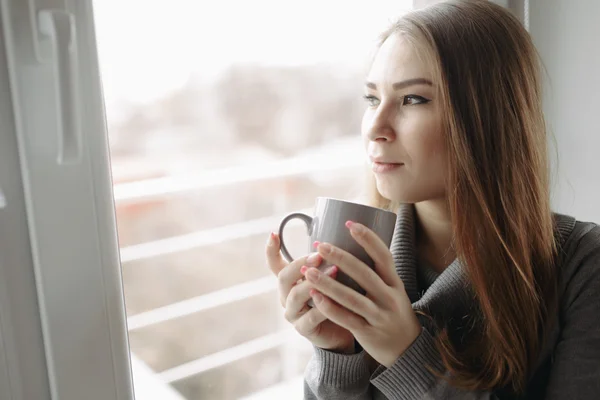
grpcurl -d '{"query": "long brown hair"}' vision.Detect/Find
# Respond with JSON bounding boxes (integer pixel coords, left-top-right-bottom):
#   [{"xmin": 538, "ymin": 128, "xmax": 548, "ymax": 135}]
[{"xmin": 368, "ymin": 0, "xmax": 557, "ymax": 393}]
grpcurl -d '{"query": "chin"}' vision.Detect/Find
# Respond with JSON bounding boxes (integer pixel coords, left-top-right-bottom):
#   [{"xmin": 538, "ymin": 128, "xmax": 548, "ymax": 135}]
[
  {"xmin": 377, "ymin": 183, "xmax": 412, "ymax": 203},
  {"xmin": 376, "ymin": 182, "xmax": 433, "ymax": 205}
]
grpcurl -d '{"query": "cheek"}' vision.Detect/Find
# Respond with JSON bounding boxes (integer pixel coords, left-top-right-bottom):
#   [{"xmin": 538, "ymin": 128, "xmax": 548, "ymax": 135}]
[
  {"xmin": 418, "ymin": 130, "xmax": 447, "ymax": 187},
  {"xmin": 421, "ymin": 129, "xmax": 445, "ymax": 161},
  {"xmin": 361, "ymin": 110, "xmax": 373, "ymax": 145},
  {"xmin": 403, "ymin": 114, "xmax": 445, "ymax": 163}
]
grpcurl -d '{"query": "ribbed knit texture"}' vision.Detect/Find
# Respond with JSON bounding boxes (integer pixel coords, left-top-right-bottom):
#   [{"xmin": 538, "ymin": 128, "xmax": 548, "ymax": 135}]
[
  {"xmin": 302, "ymin": 204, "xmax": 599, "ymax": 400},
  {"xmin": 417, "ymin": 259, "xmax": 441, "ymax": 291},
  {"xmin": 312, "ymin": 346, "xmax": 370, "ymax": 387},
  {"xmin": 390, "ymin": 204, "xmax": 420, "ymax": 303}
]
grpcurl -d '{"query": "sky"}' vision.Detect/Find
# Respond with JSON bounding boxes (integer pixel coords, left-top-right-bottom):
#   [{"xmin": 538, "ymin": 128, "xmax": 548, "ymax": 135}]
[{"xmin": 92, "ymin": 0, "xmax": 412, "ymax": 106}]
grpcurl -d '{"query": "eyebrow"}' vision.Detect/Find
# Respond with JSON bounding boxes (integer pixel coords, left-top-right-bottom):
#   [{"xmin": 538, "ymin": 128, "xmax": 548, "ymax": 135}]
[{"xmin": 365, "ymin": 78, "xmax": 434, "ymax": 91}]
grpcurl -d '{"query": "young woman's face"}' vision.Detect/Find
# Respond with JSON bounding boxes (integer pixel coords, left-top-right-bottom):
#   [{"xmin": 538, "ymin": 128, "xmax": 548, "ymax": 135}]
[{"xmin": 362, "ymin": 33, "xmax": 447, "ymax": 204}]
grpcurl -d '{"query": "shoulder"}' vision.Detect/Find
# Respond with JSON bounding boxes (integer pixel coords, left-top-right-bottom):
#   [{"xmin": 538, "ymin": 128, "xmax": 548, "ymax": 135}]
[
  {"xmin": 541, "ymin": 215, "xmax": 600, "ymax": 400},
  {"xmin": 554, "ymin": 214, "xmax": 600, "ymax": 310}
]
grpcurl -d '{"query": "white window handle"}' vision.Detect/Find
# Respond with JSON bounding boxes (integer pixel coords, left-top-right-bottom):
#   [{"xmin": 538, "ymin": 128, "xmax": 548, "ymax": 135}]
[{"xmin": 37, "ymin": 9, "xmax": 82, "ymax": 165}]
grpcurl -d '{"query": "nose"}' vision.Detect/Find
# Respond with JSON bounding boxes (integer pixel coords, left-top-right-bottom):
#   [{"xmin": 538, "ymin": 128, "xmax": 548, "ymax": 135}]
[{"xmin": 366, "ymin": 107, "xmax": 396, "ymax": 142}]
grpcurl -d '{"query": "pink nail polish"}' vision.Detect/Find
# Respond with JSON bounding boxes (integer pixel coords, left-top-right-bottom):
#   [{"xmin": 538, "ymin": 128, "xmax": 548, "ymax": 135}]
[
  {"xmin": 345, "ymin": 221, "xmax": 354, "ymax": 229},
  {"xmin": 327, "ymin": 265, "xmax": 338, "ymax": 275},
  {"xmin": 300, "ymin": 266, "xmax": 308, "ymax": 275},
  {"xmin": 313, "ymin": 241, "xmax": 320, "ymax": 248}
]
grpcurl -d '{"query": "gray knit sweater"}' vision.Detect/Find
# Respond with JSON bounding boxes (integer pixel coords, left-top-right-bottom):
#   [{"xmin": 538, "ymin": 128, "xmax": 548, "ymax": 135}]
[{"xmin": 304, "ymin": 204, "xmax": 600, "ymax": 399}]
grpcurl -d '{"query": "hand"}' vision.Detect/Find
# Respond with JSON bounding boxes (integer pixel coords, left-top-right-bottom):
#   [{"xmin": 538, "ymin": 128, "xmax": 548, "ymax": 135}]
[
  {"xmin": 304, "ymin": 221, "xmax": 422, "ymax": 368},
  {"xmin": 265, "ymin": 232, "xmax": 356, "ymax": 354}
]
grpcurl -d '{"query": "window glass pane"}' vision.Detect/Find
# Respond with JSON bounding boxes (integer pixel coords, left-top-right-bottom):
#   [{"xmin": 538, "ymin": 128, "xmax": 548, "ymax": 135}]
[{"xmin": 94, "ymin": 1, "xmax": 413, "ymax": 398}]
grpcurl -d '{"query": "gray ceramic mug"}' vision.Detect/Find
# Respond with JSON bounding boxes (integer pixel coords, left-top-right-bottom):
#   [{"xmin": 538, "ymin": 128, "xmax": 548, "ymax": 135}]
[{"xmin": 278, "ymin": 197, "xmax": 397, "ymax": 307}]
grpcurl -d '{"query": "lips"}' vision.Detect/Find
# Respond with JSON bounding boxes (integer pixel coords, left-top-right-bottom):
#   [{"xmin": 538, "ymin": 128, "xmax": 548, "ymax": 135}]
[
  {"xmin": 369, "ymin": 156, "xmax": 403, "ymax": 164},
  {"xmin": 370, "ymin": 160, "xmax": 404, "ymax": 173},
  {"xmin": 369, "ymin": 154, "xmax": 401, "ymax": 162}
]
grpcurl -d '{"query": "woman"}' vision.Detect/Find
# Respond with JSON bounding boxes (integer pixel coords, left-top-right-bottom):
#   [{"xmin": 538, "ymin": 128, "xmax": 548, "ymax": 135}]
[{"xmin": 265, "ymin": 1, "xmax": 600, "ymax": 399}]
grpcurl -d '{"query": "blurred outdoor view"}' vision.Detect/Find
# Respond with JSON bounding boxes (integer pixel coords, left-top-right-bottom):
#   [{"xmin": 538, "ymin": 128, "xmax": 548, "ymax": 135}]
[{"xmin": 94, "ymin": 0, "xmax": 412, "ymax": 398}]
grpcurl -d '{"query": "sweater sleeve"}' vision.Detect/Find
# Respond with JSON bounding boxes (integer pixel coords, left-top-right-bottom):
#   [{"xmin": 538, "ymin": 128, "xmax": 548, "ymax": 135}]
[
  {"xmin": 303, "ymin": 345, "xmax": 372, "ymax": 400},
  {"xmin": 370, "ymin": 328, "xmax": 497, "ymax": 400},
  {"xmin": 543, "ymin": 228, "xmax": 600, "ymax": 398},
  {"xmin": 371, "ymin": 225, "xmax": 600, "ymax": 400}
]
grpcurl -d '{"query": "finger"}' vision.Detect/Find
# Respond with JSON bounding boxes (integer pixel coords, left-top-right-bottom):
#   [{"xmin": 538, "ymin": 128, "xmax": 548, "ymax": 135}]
[
  {"xmin": 293, "ymin": 307, "xmax": 328, "ymax": 338},
  {"xmin": 278, "ymin": 252, "xmax": 323, "ymax": 307},
  {"xmin": 285, "ymin": 280, "xmax": 313, "ymax": 320},
  {"xmin": 266, "ymin": 232, "xmax": 287, "ymax": 276},
  {"xmin": 346, "ymin": 221, "xmax": 399, "ymax": 287},
  {"xmin": 310, "ymin": 290, "xmax": 367, "ymax": 332},
  {"xmin": 285, "ymin": 267, "xmax": 338, "ymax": 319},
  {"xmin": 316, "ymin": 242, "xmax": 384, "ymax": 298},
  {"xmin": 305, "ymin": 266, "xmax": 378, "ymax": 325}
]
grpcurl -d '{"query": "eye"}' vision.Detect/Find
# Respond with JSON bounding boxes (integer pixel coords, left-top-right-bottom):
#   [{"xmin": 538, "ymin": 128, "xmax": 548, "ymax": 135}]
[
  {"xmin": 363, "ymin": 95, "xmax": 381, "ymax": 107},
  {"xmin": 402, "ymin": 95, "xmax": 430, "ymax": 106}
]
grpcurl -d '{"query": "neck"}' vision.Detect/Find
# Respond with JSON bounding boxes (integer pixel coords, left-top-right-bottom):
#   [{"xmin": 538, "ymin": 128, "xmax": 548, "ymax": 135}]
[{"xmin": 414, "ymin": 199, "xmax": 455, "ymax": 273}]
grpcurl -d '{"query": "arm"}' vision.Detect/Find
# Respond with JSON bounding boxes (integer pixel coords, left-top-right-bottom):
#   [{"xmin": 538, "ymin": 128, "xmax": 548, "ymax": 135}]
[
  {"xmin": 371, "ymin": 228, "xmax": 600, "ymax": 400},
  {"xmin": 543, "ymin": 237, "xmax": 600, "ymax": 398},
  {"xmin": 304, "ymin": 346, "xmax": 373, "ymax": 400},
  {"xmin": 370, "ymin": 328, "xmax": 497, "ymax": 400}
]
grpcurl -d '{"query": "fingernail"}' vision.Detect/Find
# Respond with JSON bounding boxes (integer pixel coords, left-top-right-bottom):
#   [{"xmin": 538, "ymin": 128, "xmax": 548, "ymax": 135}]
[
  {"xmin": 306, "ymin": 267, "xmax": 320, "ymax": 282},
  {"xmin": 300, "ymin": 265, "xmax": 308, "ymax": 275},
  {"xmin": 318, "ymin": 243, "xmax": 332, "ymax": 254},
  {"xmin": 326, "ymin": 265, "xmax": 338, "ymax": 275},
  {"xmin": 268, "ymin": 232, "xmax": 277, "ymax": 245},
  {"xmin": 346, "ymin": 221, "xmax": 364, "ymax": 234},
  {"xmin": 312, "ymin": 241, "xmax": 320, "ymax": 248},
  {"xmin": 310, "ymin": 290, "xmax": 323, "ymax": 303},
  {"xmin": 306, "ymin": 253, "xmax": 321, "ymax": 267}
]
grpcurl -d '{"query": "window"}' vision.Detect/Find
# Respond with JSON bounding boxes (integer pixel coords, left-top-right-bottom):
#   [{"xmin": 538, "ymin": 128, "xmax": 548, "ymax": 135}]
[{"xmin": 93, "ymin": 1, "xmax": 413, "ymax": 398}]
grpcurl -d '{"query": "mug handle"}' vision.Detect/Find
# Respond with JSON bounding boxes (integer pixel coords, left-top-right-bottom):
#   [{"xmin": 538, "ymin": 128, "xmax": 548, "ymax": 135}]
[{"xmin": 278, "ymin": 212, "xmax": 313, "ymax": 262}]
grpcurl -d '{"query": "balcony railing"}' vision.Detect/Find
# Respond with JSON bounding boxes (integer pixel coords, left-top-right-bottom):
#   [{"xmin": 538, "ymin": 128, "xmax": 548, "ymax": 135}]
[{"xmin": 117, "ymin": 144, "xmax": 364, "ymax": 399}]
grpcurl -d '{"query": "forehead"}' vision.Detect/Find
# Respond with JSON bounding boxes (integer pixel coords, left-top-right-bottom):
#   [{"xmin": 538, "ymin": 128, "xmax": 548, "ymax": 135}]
[{"xmin": 367, "ymin": 33, "xmax": 433, "ymax": 84}]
